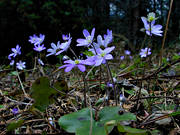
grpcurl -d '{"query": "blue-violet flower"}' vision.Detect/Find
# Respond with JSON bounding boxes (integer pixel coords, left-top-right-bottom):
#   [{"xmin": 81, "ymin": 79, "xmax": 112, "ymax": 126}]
[
  {"xmin": 56, "ymin": 38, "xmax": 72, "ymax": 55},
  {"xmin": 29, "ymin": 34, "xmax": 45, "ymax": 45},
  {"xmin": 141, "ymin": 17, "xmax": 163, "ymax": 36},
  {"xmin": 62, "ymin": 34, "xmax": 71, "ymax": 41},
  {"xmin": 76, "ymin": 28, "xmax": 95, "ymax": 47},
  {"xmin": 46, "ymin": 41, "xmax": 61, "ymax": 57},
  {"xmin": 139, "ymin": 47, "xmax": 151, "ymax": 58},
  {"xmin": 90, "ymin": 46, "xmax": 115, "ymax": 66},
  {"xmin": 16, "ymin": 61, "xmax": 26, "ymax": 70},
  {"xmin": 33, "ymin": 44, "xmax": 46, "ymax": 52},
  {"xmin": 8, "ymin": 44, "xmax": 21, "ymax": 59}
]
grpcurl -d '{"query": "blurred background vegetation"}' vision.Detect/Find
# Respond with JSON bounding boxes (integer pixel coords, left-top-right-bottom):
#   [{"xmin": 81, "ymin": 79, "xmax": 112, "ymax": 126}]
[{"xmin": 0, "ymin": 0, "xmax": 180, "ymax": 65}]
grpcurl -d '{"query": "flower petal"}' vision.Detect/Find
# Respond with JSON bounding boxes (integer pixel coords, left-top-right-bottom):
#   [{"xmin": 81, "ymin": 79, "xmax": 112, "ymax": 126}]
[
  {"xmin": 83, "ymin": 29, "xmax": 90, "ymax": 37},
  {"xmin": 95, "ymin": 58, "xmax": 103, "ymax": 66},
  {"xmin": 91, "ymin": 28, "xmax": 95, "ymax": 40},
  {"xmin": 65, "ymin": 65, "xmax": 74, "ymax": 72},
  {"xmin": 105, "ymin": 54, "xmax": 113, "ymax": 60},
  {"xmin": 77, "ymin": 65, "xmax": 86, "ymax": 72},
  {"xmin": 104, "ymin": 46, "xmax": 115, "ymax": 54}
]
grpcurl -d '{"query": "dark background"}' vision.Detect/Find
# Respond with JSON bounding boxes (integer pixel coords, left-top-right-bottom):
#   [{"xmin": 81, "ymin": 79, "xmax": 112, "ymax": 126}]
[{"xmin": 0, "ymin": 0, "xmax": 180, "ymax": 65}]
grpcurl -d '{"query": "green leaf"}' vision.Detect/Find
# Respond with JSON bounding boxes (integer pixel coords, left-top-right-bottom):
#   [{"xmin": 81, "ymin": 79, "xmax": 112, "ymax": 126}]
[
  {"xmin": 172, "ymin": 54, "xmax": 180, "ymax": 61},
  {"xmin": 7, "ymin": 120, "xmax": 24, "ymax": 132},
  {"xmin": 9, "ymin": 71, "xmax": 18, "ymax": 76},
  {"xmin": 125, "ymin": 89, "xmax": 135, "ymax": 95},
  {"xmin": 95, "ymin": 97, "xmax": 105, "ymax": 106},
  {"xmin": 169, "ymin": 111, "xmax": 180, "ymax": 117},
  {"xmin": 117, "ymin": 124, "xmax": 148, "ymax": 135},
  {"xmin": 58, "ymin": 107, "xmax": 136, "ymax": 135},
  {"xmin": 0, "ymin": 105, "xmax": 4, "ymax": 109},
  {"xmin": 98, "ymin": 106, "xmax": 136, "ymax": 123},
  {"xmin": 31, "ymin": 77, "xmax": 68, "ymax": 112},
  {"xmin": 83, "ymin": 50, "xmax": 94, "ymax": 57},
  {"xmin": 58, "ymin": 108, "xmax": 93, "ymax": 133},
  {"xmin": 120, "ymin": 64, "xmax": 126, "ymax": 69}
]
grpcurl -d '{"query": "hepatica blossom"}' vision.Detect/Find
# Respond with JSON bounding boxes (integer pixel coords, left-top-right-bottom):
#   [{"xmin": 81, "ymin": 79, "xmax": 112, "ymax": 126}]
[
  {"xmin": 93, "ymin": 29, "xmax": 113, "ymax": 49},
  {"xmin": 46, "ymin": 41, "xmax": 61, "ymax": 57},
  {"xmin": 120, "ymin": 56, "xmax": 125, "ymax": 60},
  {"xmin": 90, "ymin": 46, "xmax": 115, "ymax": 66},
  {"xmin": 141, "ymin": 17, "xmax": 163, "ymax": 36},
  {"xmin": 56, "ymin": 37, "xmax": 72, "ymax": 55},
  {"xmin": 125, "ymin": 50, "xmax": 131, "ymax": 55},
  {"xmin": 8, "ymin": 44, "xmax": 21, "ymax": 59},
  {"xmin": 16, "ymin": 61, "xmax": 26, "ymax": 70},
  {"xmin": 62, "ymin": 34, "xmax": 71, "ymax": 41},
  {"xmin": 29, "ymin": 34, "xmax": 45, "ymax": 45},
  {"xmin": 33, "ymin": 44, "xmax": 46, "ymax": 52},
  {"xmin": 11, "ymin": 108, "xmax": 19, "ymax": 115},
  {"xmin": 77, "ymin": 28, "xmax": 95, "ymax": 47},
  {"xmin": 10, "ymin": 60, "xmax": 15, "ymax": 66},
  {"xmin": 139, "ymin": 47, "xmax": 151, "ymax": 58},
  {"xmin": 59, "ymin": 59, "xmax": 93, "ymax": 72}
]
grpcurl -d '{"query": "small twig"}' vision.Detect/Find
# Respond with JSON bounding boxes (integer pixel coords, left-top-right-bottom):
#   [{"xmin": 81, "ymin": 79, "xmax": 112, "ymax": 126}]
[
  {"xmin": 5, "ymin": 96, "xmax": 32, "ymax": 105},
  {"xmin": 142, "ymin": 58, "xmax": 180, "ymax": 80},
  {"xmin": 160, "ymin": 0, "xmax": 174, "ymax": 65},
  {"xmin": 129, "ymin": 96, "xmax": 176, "ymax": 102},
  {"xmin": 17, "ymin": 71, "xmax": 28, "ymax": 96},
  {"xmin": 139, "ymin": 113, "xmax": 170, "ymax": 127}
]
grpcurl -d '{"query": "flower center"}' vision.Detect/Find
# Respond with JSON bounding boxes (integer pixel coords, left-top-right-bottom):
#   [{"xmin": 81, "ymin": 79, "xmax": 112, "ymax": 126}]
[
  {"xmin": 86, "ymin": 36, "xmax": 92, "ymax": 43},
  {"xmin": 148, "ymin": 16, "xmax": 154, "ymax": 22},
  {"xmin": 100, "ymin": 52, "xmax": 106, "ymax": 57},
  {"xmin": 56, "ymin": 48, "xmax": 60, "ymax": 53},
  {"xmin": 75, "ymin": 60, "xmax": 80, "ymax": 64},
  {"xmin": 148, "ymin": 27, "xmax": 152, "ymax": 32}
]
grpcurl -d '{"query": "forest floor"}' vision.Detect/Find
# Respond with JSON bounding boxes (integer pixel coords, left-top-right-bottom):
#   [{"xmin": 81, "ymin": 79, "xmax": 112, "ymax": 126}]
[{"xmin": 0, "ymin": 47, "xmax": 180, "ymax": 135}]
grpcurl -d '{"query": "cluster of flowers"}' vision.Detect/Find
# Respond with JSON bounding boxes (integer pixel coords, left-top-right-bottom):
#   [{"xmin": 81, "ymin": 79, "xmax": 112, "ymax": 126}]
[
  {"xmin": 140, "ymin": 12, "xmax": 163, "ymax": 57},
  {"xmin": 8, "ymin": 44, "xmax": 25, "ymax": 70},
  {"xmin": 120, "ymin": 50, "xmax": 132, "ymax": 60},
  {"xmin": 47, "ymin": 28, "xmax": 115, "ymax": 72},
  {"xmin": 7, "ymin": 12, "xmax": 163, "ymax": 71}
]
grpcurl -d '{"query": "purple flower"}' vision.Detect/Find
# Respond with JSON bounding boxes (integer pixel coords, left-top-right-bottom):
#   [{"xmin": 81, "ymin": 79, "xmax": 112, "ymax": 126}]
[
  {"xmin": 125, "ymin": 50, "xmax": 131, "ymax": 55},
  {"xmin": 129, "ymin": 56, "xmax": 133, "ymax": 59},
  {"xmin": 33, "ymin": 44, "xmax": 46, "ymax": 52},
  {"xmin": 10, "ymin": 60, "xmax": 15, "ymax": 66},
  {"xmin": 16, "ymin": 61, "xmax": 26, "ymax": 70},
  {"xmin": 90, "ymin": 46, "xmax": 115, "ymax": 66},
  {"xmin": 46, "ymin": 41, "xmax": 61, "ymax": 57},
  {"xmin": 62, "ymin": 55, "xmax": 69, "ymax": 60},
  {"xmin": 141, "ymin": 17, "xmax": 163, "ymax": 36},
  {"xmin": 120, "ymin": 56, "xmax": 125, "ymax": 60},
  {"xmin": 12, "ymin": 108, "xmax": 19, "ymax": 115},
  {"xmin": 29, "ymin": 34, "xmax": 45, "ymax": 45},
  {"xmin": 76, "ymin": 28, "xmax": 95, "ymax": 47},
  {"xmin": 104, "ymin": 29, "xmax": 112, "ymax": 38},
  {"xmin": 62, "ymin": 33, "xmax": 71, "ymax": 41},
  {"xmin": 56, "ymin": 38, "xmax": 72, "ymax": 55},
  {"xmin": 59, "ymin": 59, "xmax": 92, "ymax": 72},
  {"xmin": 8, "ymin": 45, "xmax": 21, "ymax": 59},
  {"xmin": 139, "ymin": 47, "xmax": 151, "ymax": 58},
  {"xmin": 38, "ymin": 59, "xmax": 44, "ymax": 66},
  {"xmin": 93, "ymin": 29, "xmax": 113, "ymax": 49},
  {"xmin": 107, "ymin": 82, "xmax": 114, "ymax": 88}
]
